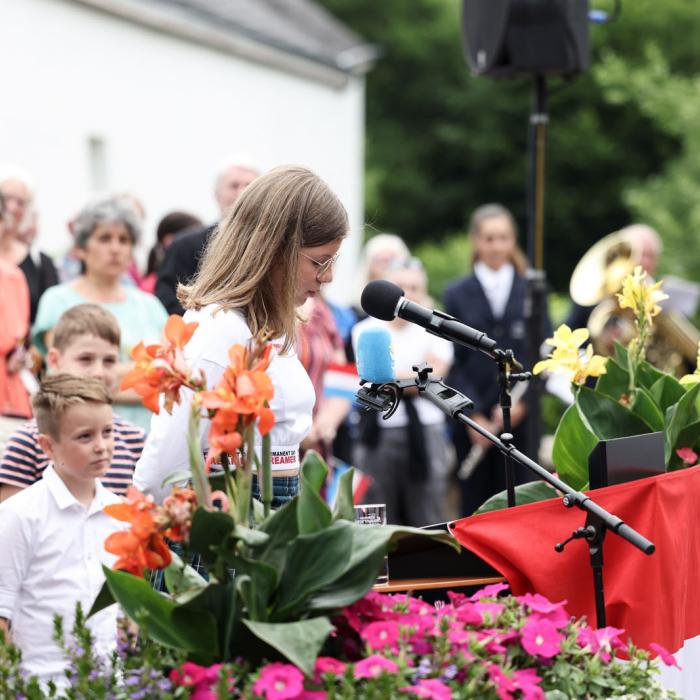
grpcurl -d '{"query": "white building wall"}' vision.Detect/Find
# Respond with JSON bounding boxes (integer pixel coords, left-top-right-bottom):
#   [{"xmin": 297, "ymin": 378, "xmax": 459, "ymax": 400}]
[{"xmin": 0, "ymin": 0, "xmax": 364, "ymax": 302}]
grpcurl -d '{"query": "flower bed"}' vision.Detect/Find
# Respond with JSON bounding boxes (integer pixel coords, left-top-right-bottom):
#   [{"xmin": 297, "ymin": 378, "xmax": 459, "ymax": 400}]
[{"xmin": 1, "ymin": 585, "xmax": 679, "ymax": 699}]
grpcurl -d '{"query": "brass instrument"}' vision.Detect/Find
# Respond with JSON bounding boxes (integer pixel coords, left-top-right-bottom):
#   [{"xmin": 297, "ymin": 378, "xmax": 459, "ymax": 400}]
[{"xmin": 570, "ymin": 230, "xmax": 699, "ymax": 376}]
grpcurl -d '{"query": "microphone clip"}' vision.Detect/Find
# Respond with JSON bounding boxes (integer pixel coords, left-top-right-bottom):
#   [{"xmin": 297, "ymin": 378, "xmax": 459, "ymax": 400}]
[{"xmin": 356, "ymin": 378, "xmax": 417, "ymax": 420}]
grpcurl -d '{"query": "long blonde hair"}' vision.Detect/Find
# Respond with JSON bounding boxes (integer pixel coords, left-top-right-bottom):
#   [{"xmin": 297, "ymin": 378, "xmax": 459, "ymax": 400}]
[{"xmin": 178, "ymin": 165, "xmax": 348, "ymax": 350}]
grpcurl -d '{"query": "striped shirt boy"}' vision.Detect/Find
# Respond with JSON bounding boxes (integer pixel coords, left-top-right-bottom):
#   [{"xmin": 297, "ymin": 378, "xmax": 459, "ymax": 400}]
[{"xmin": 0, "ymin": 417, "xmax": 143, "ymax": 495}]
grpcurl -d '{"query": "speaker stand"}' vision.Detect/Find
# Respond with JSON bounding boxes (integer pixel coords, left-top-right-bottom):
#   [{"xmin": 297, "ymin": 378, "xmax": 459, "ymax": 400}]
[{"xmin": 525, "ymin": 74, "xmax": 549, "ymax": 461}]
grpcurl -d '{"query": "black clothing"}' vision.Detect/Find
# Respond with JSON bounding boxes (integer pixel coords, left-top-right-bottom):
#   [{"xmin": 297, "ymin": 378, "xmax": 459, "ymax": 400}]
[
  {"xmin": 19, "ymin": 252, "xmax": 59, "ymax": 323},
  {"xmin": 155, "ymin": 224, "xmax": 216, "ymax": 315},
  {"xmin": 443, "ymin": 272, "xmax": 551, "ymax": 515}
]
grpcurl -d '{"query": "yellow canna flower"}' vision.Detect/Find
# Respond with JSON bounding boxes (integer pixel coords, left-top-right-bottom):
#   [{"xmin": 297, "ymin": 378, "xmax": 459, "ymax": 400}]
[
  {"xmin": 533, "ymin": 324, "xmax": 608, "ymax": 385},
  {"xmin": 680, "ymin": 341, "xmax": 700, "ymax": 386},
  {"xmin": 616, "ymin": 266, "xmax": 669, "ymax": 325}
]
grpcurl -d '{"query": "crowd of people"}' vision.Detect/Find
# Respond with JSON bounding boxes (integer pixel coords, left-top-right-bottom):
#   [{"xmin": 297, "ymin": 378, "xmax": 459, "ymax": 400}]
[
  {"xmin": 0, "ymin": 160, "xmax": 553, "ymax": 523},
  {"xmin": 0, "ymin": 158, "xmax": 560, "ymax": 686}
]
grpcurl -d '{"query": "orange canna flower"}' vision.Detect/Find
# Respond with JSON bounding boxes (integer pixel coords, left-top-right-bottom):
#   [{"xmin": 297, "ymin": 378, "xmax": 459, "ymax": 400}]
[
  {"xmin": 104, "ymin": 487, "xmax": 172, "ymax": 577},
  {"xmin": 120, "ymin": 315, "xmax": 203, "ymax": 414}
]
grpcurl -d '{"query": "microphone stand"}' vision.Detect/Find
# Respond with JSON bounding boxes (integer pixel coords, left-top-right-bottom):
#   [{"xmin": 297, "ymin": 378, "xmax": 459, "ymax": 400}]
[
  {"xmin": 494, "ymin": 349, "xmax": 531, "ymax": 508},
  {"xmin": 356, "ymin": 364, "xmax": 655, "ymax": 628}
]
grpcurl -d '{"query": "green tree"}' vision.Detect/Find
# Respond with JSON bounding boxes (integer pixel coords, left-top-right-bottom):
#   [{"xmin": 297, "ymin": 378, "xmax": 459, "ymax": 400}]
[{"xmin": 320, "ymin": 0, "xmax": 693, "ymax": 291}]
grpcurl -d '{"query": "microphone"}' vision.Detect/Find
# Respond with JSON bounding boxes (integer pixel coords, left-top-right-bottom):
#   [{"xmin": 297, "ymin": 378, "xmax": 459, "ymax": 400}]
[
  {"xmin": 361, "ymin": 279, "xmax": 499, "ymax": 359},
  {"xmin": 356, "ymin": 327, "xmax": 395, "ymax": 384}
]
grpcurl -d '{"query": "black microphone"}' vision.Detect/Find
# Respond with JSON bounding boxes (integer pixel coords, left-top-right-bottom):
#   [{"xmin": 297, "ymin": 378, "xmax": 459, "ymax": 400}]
[{"xmin": 361, "ymin": 279, "xmax": 499, "ymax": 359}]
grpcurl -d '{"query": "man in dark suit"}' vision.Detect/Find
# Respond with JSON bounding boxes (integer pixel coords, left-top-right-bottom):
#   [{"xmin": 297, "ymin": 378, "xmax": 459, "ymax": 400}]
[{"xmin": 156, "ymin": 160, "xmax": 259, "ymax": 314}]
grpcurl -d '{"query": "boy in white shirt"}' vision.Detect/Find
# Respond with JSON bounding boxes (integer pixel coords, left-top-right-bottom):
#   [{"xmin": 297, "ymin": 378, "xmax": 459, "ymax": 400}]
[{"xmin": 0, "ymin": 374, "xmax": 123, "ymax": 687}]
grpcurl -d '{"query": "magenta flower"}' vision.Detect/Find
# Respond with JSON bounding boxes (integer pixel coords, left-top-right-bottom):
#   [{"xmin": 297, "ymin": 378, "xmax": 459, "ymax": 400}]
[
  {"xmin": 576, "ymin": 626, "xmax": 599, "ymax": 653},
  {"xmin": 516, "ymin": 592, "xmax": 567, "ymax": 614},
  {"xmin": 512, "ymin": 668, "xmax": 544, "ymax": 700},
  {"xmin": 294, "ymin": 692, "xmax": 327, "ymax": 699},
  {"xmin": 594, "ymin": 626, "xmax": 626, "ymax": 662},
  {"xmin": 453, "ymin": 603, "xmax": 483, "ymax": 626},
  {"xmin": 170, "ymin": 662, "xmax": 222, "ymax": 690},
  {"xmin": 473, "ymin": 601, "xmax": 505, "ymax": 622},
  {"xmin": 361, "ymin": 620, "xmax": 402, "ymax": 652},
  {"xmin": 676, "ymin": 447, "xmax": 698, "ymax": 465},
  {"xmin": 313, "ymin": 656, "xmax": 347, "ymax": 682},
  {"xmin": 252, "ymin": 663, "xmax": 304, "ymax": 700},
  {"xmin": 353, "ymin": 655, "xmax": 399, "ymax": 679},
  {"xmin": 470, "ymin": 582, "xmax": 509, "ymax": 601},
  {"xmin": 487, "ymin": 664, "xmax": 517, "ymax": 700},
  {"xmin": 400, "ymin": 678, "xmax": 453, "ymax": 700},
  {"xmin": 191, "ymin": 689, "xmax": 217, "ymax": 700},
  {"xmin": 520, "ymin": 619, "xmax": 564, "ymax": 658},
  {"xmin": 649, "ymin": 642, "xmax": 681, "ymax": 669}
]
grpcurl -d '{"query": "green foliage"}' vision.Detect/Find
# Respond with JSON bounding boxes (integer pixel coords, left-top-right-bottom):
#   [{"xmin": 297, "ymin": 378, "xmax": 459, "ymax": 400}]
[
  {"xmin": 318, "ymin": 0, "xmax": 691, "ymax": 291},
  {"xmin": 476, "ymin": 481, "xmax": 560, "ymax": 514},
  {"xmin": 92, "ymin": 452, "xmax": 458, "ymax": 673}
]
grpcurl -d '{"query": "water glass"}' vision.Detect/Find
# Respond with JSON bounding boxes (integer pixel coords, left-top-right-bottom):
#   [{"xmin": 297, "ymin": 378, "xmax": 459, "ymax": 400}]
[{"xmin": 354, "ymin": 503, "xmax": 389, "ymax": 584}]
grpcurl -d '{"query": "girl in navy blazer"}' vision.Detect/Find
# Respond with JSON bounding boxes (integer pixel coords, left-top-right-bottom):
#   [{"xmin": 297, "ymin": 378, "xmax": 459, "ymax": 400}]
[{"xmin": 443, "ymin": 204, "xmax": 550, "ymax": 515}]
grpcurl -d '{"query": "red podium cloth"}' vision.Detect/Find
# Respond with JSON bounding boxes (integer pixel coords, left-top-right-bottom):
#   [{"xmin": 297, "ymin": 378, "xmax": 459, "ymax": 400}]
[{"xmin": 450, "ymin": 468, "xmax": 700, "ymax": 653}]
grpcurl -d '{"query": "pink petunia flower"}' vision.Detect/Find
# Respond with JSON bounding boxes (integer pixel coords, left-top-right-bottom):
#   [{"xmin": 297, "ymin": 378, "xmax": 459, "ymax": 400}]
[
  {"xmin": 473, "ymin": 601, "xmax": 505, "ymax": 622},
  {"xmin": 191, "ymin": 689, "xmax": 217, "ymax": 700},
  {"xmin": 400, "ymin": 678, "xmax": 453, "ymax": 700},
  {"xmin": 576, "ymin": 625, "xmax": 600, "ymax": 653},
  {"xmin": 520, "ymin": 619, "xmax": 564, "ymax": 659},
  {"xmin": 252, "ymin": 662, "xmax": 304, "ymax": 700},
  {"xmin": 361, "ymin": 620, "xmax": 402, "ymax": 652},
  {"xmin": 470, "ymin": 582, "xmax": 510, "ymax": 601},
  {"xmin": 516, "ymin": 592, "xmax": 567, "ymax": 615},
  {"xmin": 594, "ymin": 626, "xmax": 626, "ymax": 662},
  {"xmin": 649, "ymin": 642, "xmax": 682, "ymax": 669},
  {"xmin": 453, "ymin": 603, "xmax": 483, "ymax": 626},
  {"xmin": 487, "ymin": 664, "xmax": 517, "ymax": 700},
  {"xmin": 353, "ymin": 655, "xmax": 399, "ymax": 679},
  {"xmin": 676, "ymin": 447, "xmax": 698, "ymax": 465},
  {"xmin": 313, "ymin": 656, "xmax": 347, "ymax": 683},
  {"xmin": 512, "ymin": 668, "xmax": 544, "ymax": 700}
]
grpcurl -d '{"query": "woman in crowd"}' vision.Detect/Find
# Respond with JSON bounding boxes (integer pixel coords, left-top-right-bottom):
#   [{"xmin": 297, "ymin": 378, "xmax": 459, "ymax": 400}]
[
  {"xmin": 353, "ymin": 257, "xmax": 453, "ymax": 526},
  {"xmin": 0, "ymin": 193, "xmax": 33, "ymax": 423},
  {"xmin": 444, "ymin": 203, "xmax": 548, "ymax": 515},
  {"xmin": 133, "ymin": 165, "xmax": 348, "ymax": 505},
  {"xmin": 32, "ymin": 197, "xmax": 168, "ymax": 430}
]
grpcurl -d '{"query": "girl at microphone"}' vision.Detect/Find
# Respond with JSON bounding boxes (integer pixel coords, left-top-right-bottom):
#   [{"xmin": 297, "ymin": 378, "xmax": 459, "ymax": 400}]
[
  {"xmin": 444, "ymin": 203, "xmax": 550, "ymax": 516},
  {"xmin": 352, "ymin": 258, "xmax": 453, "ymax": 527}
]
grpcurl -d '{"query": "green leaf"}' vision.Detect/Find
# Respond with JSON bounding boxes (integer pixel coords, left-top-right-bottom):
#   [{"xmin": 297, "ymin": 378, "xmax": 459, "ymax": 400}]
[
  {"xmin": 551, "ymin": 403, "xmax": 598, "ymax": 491},
  {"xmin": 649, "ymin": 374, "xmax": 686, "ymax": 412},
  {"xmin": 475, "ymin": 481, "xmax": 560, "ymax": 514},
  {"xmin": 664, "ymin": 382, "xmax": 700, "ymax": 465},
  {"xmin": 181, "ymin": 580, "xmax": 237, "ymax": 661},
  {"xmin": 331, "ymin": 466, "xmax": 356, "ymax": 522},
  {"xmin": 102, "ymin": 568, "xmax": 218, "ymax": 655},
  {"xmin": 577, "ymin": 386, "xmax": 653, "ymax": 437},
  {"xmin": 274, "ymin": 521, "xmax": 355, "ymax": 617},
  {"xmin": 87, "ymin": 580, "xmax": 115, "ymax": 618},
  {"xmin": 189, "ymin": 508, "xmax": 235, "ymax": 565},
  {"xmin": 613, "ymin": 341, "xmax": 629, "ymax": 368},
  {"xmin": 257, "ymin": 498, "xmax": 299, "ymax": 573},
  {"xmin": 595, "ymin": 357, "xmax": 630, "ymax": 401},
  {"xmin": 630, "ymin": 387, "xmax": 664, "ymax": 431},
  {"xmin": 306, "ymin": 524, "xmax": 458, "ymax": 613},
  {"xmin": 164, "ymin": 549, "xmax": 208, "ymax": 601},
  {"xmin": 222, "ymin": 555, "xmax": 277, "ymax": 620},
  {"xmin": 233, "ymin": 525, "xmax": 270, "ymax": 548},
  {"xmin": 297, "ymin": 454, "xmax": 332, "ymax": 535},
  {"xmin": 161, "ymin": 470, "xmax": 193, "ymax": 488},
  {"xmin": 243, "ymin": 617, "xmax": 334, "ymax": 677},
  {"xmin": 637, "ymin": 360, "xmax": 667, "ymax": 390}
]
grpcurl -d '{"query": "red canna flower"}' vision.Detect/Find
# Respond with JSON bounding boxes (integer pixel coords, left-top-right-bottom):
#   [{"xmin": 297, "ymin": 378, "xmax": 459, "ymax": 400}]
[{"xmin": 120, "ymin": 315, "xmax": 203, "ymax": 414}]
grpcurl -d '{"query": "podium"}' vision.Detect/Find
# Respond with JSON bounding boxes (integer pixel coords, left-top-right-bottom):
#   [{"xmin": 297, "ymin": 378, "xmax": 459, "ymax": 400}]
[{"xmin": 450, "ymin": 467, "xmax": 700, "ymax": 655}]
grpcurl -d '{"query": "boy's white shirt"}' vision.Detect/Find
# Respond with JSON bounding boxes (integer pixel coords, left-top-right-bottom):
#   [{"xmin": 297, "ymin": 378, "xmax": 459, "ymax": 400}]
[{"xmin": 0, "ymin": 465, "xmax": 124, "ymax": 686}]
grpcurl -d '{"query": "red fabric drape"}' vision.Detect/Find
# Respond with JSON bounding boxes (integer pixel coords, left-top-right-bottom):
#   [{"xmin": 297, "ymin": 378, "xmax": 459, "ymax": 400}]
[{"xmin": 450, "ymin": 468, "xmax": 700, "ymax": 653}]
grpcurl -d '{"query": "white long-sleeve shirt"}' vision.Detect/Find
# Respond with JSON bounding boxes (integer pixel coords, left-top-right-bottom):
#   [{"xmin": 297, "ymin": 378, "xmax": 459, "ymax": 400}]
[{"xmin": 133, "ymin": 305, "xmax": 315, "ymax": 502}]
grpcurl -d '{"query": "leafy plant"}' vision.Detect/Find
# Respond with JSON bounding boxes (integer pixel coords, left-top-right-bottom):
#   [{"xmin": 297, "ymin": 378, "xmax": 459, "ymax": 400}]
[{"xmin": 90, "ymin": 315, "xmax": 457, "ymax": 675}]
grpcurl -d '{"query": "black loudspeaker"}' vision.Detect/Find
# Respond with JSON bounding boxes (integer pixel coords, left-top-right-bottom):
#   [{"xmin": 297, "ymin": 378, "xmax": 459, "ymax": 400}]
[{"xmin": 462, "ymin": 0, "xmax": 590, "ymax": 78}]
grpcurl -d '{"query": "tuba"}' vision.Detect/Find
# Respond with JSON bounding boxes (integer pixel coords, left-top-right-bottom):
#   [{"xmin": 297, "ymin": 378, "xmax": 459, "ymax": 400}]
[{"xmin": 570, "ymin": 229, "xmax": 700, "ymax": 376}]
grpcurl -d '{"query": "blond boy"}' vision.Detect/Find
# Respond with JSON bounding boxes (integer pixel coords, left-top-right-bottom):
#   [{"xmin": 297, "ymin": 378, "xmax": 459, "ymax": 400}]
[
  {"xmin": 0, "ymin": 374, "xmax": 124, "ymax": 686},
  {"xmin": 0, "ymin": 304, "xmax": 144, "ymax": 501}
]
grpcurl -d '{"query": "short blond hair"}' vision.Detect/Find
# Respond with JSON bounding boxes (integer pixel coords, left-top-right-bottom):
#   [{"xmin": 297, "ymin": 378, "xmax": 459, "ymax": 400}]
[
  {"xmin": 52, "ymin": 304, "xmax": 121, "ymax": 352},
  {"xmin": 178, "ymin": 165, "xmax": 348, "ymax": 352},
  {"xmin": 33, "ymin": 374, "xmax": 112, "ymax": 440}
]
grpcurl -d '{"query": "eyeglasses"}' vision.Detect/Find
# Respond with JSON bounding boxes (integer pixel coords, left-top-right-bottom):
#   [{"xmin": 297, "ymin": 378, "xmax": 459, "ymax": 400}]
[{"xmin": 300, "ymin": 251, "xmax": 339, "ymax": 279}]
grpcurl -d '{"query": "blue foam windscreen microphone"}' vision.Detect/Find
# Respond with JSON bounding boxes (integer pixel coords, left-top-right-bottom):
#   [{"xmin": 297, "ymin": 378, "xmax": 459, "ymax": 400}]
[{"xmin": 356, "ymin": 327, "xmax": 395, "ymax": 384}]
